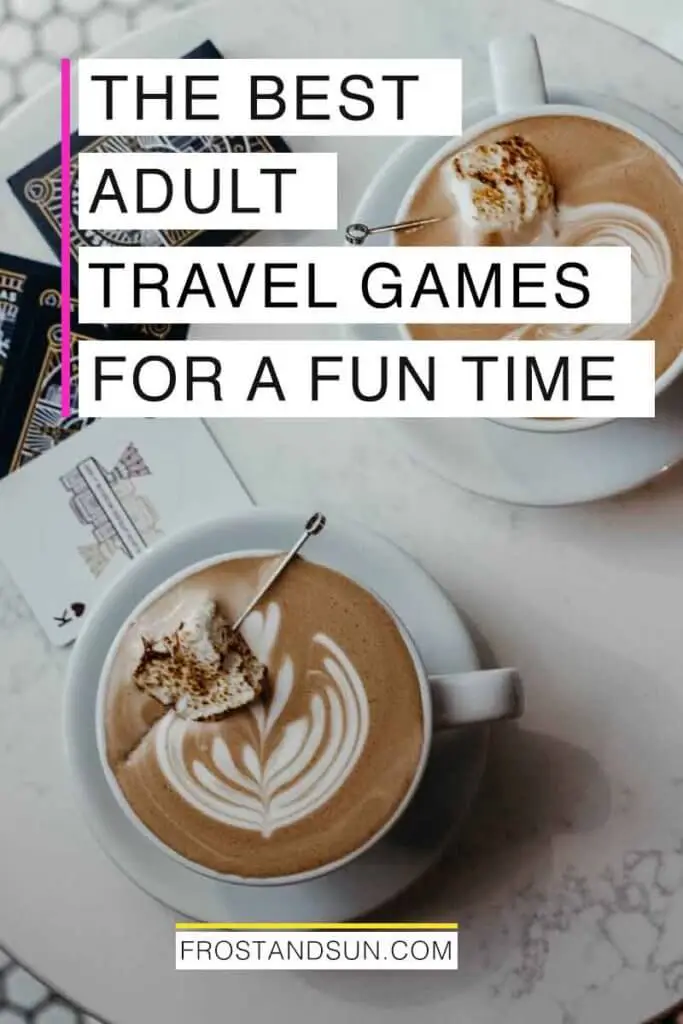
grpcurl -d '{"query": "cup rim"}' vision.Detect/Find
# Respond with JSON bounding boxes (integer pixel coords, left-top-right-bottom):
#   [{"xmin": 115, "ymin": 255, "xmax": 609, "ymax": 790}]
[
  {"xmin": 393, "ymin": 103, "xmax": 683, "ymax": 434},
  {"xmin": 95, "ymin": 547, "xmax": 433, "ymax": 887}
]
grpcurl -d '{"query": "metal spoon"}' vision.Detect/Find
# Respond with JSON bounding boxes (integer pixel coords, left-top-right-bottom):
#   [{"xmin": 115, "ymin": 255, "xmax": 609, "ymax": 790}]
[
  {"xmin": 232, "ymin": 513, "xmax": 327, "ymax": 630},
  {"xmin": 172, "ymin": 514, "xmax": 326, "ymax": 719},
  {"xmin": 345, "ymin": 216, "xmax": 445, "ymax": 245}
]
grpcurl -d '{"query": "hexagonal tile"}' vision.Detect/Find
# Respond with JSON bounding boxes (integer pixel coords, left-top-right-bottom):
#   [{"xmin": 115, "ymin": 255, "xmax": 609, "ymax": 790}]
[
  {"xmin": 86, "ymin": 8, "xmax": 127, "ymax": 49},
  {"xmin": 62, "ymin": 0, "xmax": 105, "ymax": 15},
  {"xmin": 35, "ymin": 1003, "xmax": 79, "ymax": 1024},
  {"xmin": 134, "ymin": 2, "xmax": 171, "ymax": 30},
  {"xmin": 39, "ymin": 14, "xmax": 82, "ymax": 57},
  {"xmin": 19, "ymin": 58, "xmax": 58, "ymax": 99},
  {"xmin": 10, "ymin": 0, "xmax": 54, "ymax": 22},
  {"xmin": 5, "ymin": 964, "xmax": 49, "ymax": 1010},
  {"xmin": 0, "ymin": 22, "xmax": 34, "ymax": 65},
  {"xmin": 0, "ymin": 1009, "xmax": 25, "ymax": 1024}
]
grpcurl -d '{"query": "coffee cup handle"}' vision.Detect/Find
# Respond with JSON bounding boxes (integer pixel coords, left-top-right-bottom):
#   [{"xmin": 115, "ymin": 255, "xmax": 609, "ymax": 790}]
[
  {"xmin": 428, "ymin": 668, "xmax": 524, "ymax": 730},
  {"xmin": 489, "ymin": 33, "xmax": 548, "ymax": 114}
]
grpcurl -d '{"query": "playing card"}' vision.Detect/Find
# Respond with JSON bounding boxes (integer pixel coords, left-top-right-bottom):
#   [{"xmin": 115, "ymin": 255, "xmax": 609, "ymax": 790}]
[
  {"xmin": 0, "ymin": 255, "xmax": 189, "ymax": 478},
  {"xmin": 0, "ymin": 299, "xmax": 108, "ymax": 478},
  {"xmin": 0, "ymin": 255, "xmax": 102, "ymax": 468},
  {"xmin": 24, "ymin": 253, "xmax": 189, "ymax": 343},
  {"xmin": 7, "ymin": 39, "xmax": 290, "ymax": 284},
  {"xmin": 0, "ymin": 417, "xmax": 252, "ymax": 645}
]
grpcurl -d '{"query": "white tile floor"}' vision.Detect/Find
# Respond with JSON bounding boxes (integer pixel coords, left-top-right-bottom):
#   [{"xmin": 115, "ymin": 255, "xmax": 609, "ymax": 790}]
[
  {"xmin": 0, "ymin": 0, "xmax": 188, "ymax": 120},
  {"xmin": 0, "ymin": 949, "xmax": 102, "ymax": 1023},
  {"xmin": 0, "ymin": 0, "xmax": 681, "ymax": 1020}
]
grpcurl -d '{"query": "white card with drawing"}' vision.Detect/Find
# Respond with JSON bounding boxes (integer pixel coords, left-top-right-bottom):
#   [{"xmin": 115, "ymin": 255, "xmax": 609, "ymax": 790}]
[{"xmin": 0, "ymin": 418, "xmax": 251, "ymax": 646}]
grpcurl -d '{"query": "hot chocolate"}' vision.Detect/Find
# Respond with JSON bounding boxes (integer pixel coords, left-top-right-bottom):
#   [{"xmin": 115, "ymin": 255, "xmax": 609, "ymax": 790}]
[
  {"xmin": 102, "ymin": 555, "xmax": 425, "ymax": 879},
  {"xmin": 397, "ymin": 113, "xmax": 683, "ymax": 379}
]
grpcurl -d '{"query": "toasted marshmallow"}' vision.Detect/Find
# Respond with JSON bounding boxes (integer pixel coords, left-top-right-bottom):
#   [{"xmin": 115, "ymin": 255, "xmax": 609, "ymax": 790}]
[
  {"xmin": 133, "ymin": 598, "xmax": 265, "ymax": 721},
  {"xmin": 177, "ymin": 601, "xmax": 223, "ymax": 667},
  {"xmin": 443, "ymin": 135, "xmax": 554, "ymax": 235}
]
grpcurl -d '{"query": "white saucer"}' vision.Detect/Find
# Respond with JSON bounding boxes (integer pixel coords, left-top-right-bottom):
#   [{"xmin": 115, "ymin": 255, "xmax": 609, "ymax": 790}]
[
  {"xmin": 347, "ymin": 89, "xmax": 683, "ymax": 507},
  {"xmin": 64, "ymin": 510, "xmax": 487, "ymax": 923}
]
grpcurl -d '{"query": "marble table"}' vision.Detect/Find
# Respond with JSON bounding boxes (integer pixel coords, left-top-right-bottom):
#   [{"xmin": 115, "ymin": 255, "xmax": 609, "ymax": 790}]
[{"xmin": 2, "ymin": 1, "xmax": 683, "ymax": 1022}]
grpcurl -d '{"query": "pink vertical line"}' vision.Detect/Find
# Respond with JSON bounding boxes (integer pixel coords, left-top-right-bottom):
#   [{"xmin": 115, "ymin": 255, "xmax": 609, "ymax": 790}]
[{"xmin": 60, "ymin": 57, "xmax": 72, "ymax": 418}]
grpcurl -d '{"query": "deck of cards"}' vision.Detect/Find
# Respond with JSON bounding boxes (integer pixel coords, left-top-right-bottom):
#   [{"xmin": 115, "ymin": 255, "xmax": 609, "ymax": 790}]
[
  {"xmin": 0, "ymin": 253, "xmax": 186, "ymax": 477},
  {"xmin": 0, "ymin": 38, "xmax": 290, "ymax": 477},
  {"xmin": 0, "ymin": 38, "xmax": 287, "ymax": 644}
]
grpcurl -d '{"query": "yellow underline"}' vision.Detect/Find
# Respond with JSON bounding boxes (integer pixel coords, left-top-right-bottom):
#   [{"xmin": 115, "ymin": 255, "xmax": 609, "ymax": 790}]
[{"xmin": 176, "ymin": 923, "xmax": 458, "ymax": 931}]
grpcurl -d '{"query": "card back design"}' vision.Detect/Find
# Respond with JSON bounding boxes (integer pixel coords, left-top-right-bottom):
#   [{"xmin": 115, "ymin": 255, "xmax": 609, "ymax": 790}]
[
  {"xmin": 0, "ymin": 315, "xmax": 95, "ymax": 476},
  {"xmin": 0, "ymin": 263, "xmax": 28, "ymax": 375},
  {"xmin": 12, "ymin": 132, "xmax": 288, "ymax": 281},
  {"xmin": 0, "ymin": 253, "xmax": 61, "ymax": 381},
  {"xmin": 7, "ymin": 40, "xmax": 291, "ymax": 283},
  {"xmin": 14, "ymin": 323, "xmax": 93, "ymax": 470},
  {"xmin": 36, "ymin": 280, "xmax": 186, "ymax": 343},
  {"xmin": 0, "ymin": 256, "xmax": 188, "ymax": 479}
]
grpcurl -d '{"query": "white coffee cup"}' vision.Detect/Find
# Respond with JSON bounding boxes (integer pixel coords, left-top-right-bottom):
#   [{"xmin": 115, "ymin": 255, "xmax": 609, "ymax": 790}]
[
  {"xmin": 95, "ymin": 549, "xmax": 523, "ymax": 886},
  {"xmin": 394, "ymin": 33, "xmax": 683, "ymax": 433}
]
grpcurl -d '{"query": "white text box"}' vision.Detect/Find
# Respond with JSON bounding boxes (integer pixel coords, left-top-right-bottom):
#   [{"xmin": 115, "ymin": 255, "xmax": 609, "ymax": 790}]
[
  {"xmin": 78, "ymin": 152, "xmax": 338, "ymax": 230},
  {"xmin": 77, "ymin": 339, "xmax": 655, "ymax": 420},
  {"xmin": 78, "ymin": 58, "xmax": 462, "ymax": 136},
  {"xmin": 176, "ymin": 929, "xmax": 458, "ymax": 971},
  {"xmin": 77, "ymin": 245, "xmax": 632, "ymax": 325}
]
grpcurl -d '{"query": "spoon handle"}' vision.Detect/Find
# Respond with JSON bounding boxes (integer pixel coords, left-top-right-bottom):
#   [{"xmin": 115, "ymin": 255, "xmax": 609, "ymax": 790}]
[
  {"xmin": 232, "ymin": 513, "xmax": 327, "ymax": 630},
  {"xmin": 345, "ymin": 216, "xmax": 444, "ymax": 245}
]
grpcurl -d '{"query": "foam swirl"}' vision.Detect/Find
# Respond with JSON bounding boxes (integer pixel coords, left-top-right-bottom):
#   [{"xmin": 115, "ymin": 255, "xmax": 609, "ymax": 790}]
[
  {"xmin": 153, "ymin": 602, "xmax": 370, "ymax": 837},
  {"xmin": 504, "ymin": 201, "xmax": 672, "ymax": 341}
]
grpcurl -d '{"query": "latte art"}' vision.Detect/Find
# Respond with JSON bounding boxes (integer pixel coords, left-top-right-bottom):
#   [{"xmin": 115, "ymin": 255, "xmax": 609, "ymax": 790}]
[
  {"xmin": 504, "ymin": 202, "xmax": 672, "ymax": 341},
  {"xmin": 103, "ymin": 556, "xmax": 424, "ymax": 878},
  {"xmin": 154, "ymin": 602, "xmax": 370, "ymax": 837},
  {"xmin": 398, "ymin": 113, "xmax": 683, "ymax": 380}
]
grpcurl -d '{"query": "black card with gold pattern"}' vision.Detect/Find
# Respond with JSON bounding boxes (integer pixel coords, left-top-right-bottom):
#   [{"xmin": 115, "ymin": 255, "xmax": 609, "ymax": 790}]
[
  {"xmin": 0, "ymin": 253, "xmax": 188, "ymax": 478},
  {"xmin": 0, "ymin": 253, "xmax": 56, "ymax": 383},
  {"xmin": 7, "ymin": 40, "xmax": 290, "ymax": 286},
  {"xmin": 0, "ymin": 283, "xmax": 111, "ymax": 478}
]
